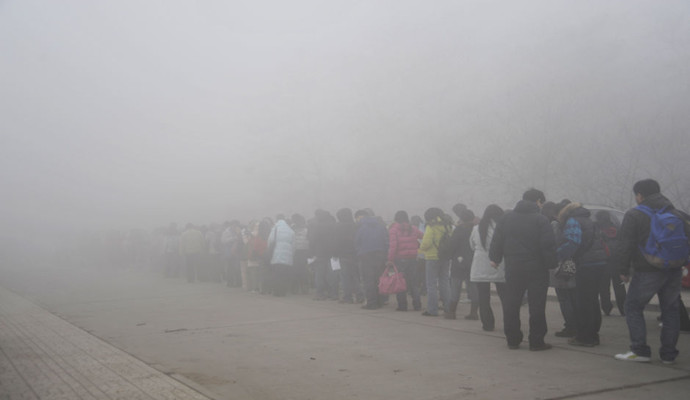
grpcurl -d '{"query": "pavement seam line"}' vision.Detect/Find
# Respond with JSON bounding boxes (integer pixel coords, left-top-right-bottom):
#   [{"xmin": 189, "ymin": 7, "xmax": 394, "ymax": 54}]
[{"xmin": 543, "ymin": 374, "xmax": 690, "ymax": 400}]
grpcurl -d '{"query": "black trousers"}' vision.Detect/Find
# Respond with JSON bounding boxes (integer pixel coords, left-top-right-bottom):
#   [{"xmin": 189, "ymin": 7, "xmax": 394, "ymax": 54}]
[
  {"xmin": 360, "ymin": 251, "xmax": 387, "ymax": 308},
  {"xmin": 575, "ymin": 264, "xmax": 604, "ymax": 343},
  {"xmin": 476, "ymin": 281, "xmax": 506, "ymax": 331},
  {"xmin": 599, "ymin": 263, "xmax": 627, "ymax": 316},
  {"xmin": 502, "ymin": 267, "xmax": 549, "ymax": 347}
]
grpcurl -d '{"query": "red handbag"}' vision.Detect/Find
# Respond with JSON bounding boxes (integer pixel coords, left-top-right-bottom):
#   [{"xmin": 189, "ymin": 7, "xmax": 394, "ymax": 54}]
[{"xmin": 378, "ymin": 264, "xmax": 407, "ymax": 295}]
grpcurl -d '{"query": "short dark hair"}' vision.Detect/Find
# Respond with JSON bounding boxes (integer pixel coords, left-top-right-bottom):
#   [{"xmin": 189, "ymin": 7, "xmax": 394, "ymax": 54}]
[
  {"xmin": 354, "ymin": 209, "xmax": 369, "ymax": 219},
  {"xmin": 522, "ymin": 188, "xmax": 546, "ymax": 203},
  {"xmin": 452, "ymin": 203, "xmax": 467, "ymax": 218},
  {"xmin": 633, "ymin": 179, "xmax": 661, "ymax": 198},
  {"xmin": 459, "ymin": 209, "xmax": 475, "ymax": 224}
]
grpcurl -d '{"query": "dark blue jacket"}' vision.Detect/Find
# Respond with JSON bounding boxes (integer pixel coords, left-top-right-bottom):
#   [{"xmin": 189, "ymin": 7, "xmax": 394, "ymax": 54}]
[{"xmin": 355, "ymin": 216, "xmax": 389, "ymax": 257}]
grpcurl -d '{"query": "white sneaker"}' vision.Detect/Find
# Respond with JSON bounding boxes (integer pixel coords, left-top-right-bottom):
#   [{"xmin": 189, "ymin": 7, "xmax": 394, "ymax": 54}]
[
  {"xmin": 661, "ymin": 359, "xmax": 676, "ymax": 365},
  {"xmin": 614, "ymin": 351, "xmax": 651, "ymax": 362}
]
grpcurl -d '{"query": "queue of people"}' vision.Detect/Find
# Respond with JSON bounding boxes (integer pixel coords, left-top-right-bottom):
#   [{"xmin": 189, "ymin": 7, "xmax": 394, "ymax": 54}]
[{"xmin": 87, "ymin": 179, "xmax": 690, "ymax": 364}]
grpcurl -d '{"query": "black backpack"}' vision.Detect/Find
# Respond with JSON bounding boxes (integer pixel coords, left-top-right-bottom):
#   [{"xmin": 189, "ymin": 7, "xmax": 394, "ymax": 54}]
[{"xmin": 436, "ymin": 215, "xmax": 455, "ymax": 261}]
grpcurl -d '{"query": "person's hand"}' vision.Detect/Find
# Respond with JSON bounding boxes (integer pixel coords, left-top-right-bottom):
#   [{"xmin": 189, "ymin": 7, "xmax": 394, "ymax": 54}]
[
  {"xmin": 385, "ymin": 261, "xmax": 394, "ymax": 268},
  {"xmin": 620, "ymin": 274, "xmax": 630, "ymax": 283},
  {"xmin": 490, "ymin": 261, "xmax": 498, "ymax": 269}
]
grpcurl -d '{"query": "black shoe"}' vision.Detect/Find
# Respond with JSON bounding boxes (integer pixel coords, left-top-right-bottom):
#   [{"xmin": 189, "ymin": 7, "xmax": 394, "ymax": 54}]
[
  {"xmin": 421, "ymin": 311, "xmax": 438, "ymax": 317},
  {"xmin": 361, "ymin": 304, "xmax": 380, "ymax": 310},
  {"xmin": 396, "ymin": 308, "xmax": 408, "ymax": 311},
  {"xmin": 508, "ymin": 344, "xmax": 520, "ymax": 350},
  {"xmin": 464, "ymin": 314, "xmax": 479, "ymax": 320},
  {"xmin": 482, "ymin": 326, "xmax": 495, "ymax": 332},
  {"xmin": 529, "ymin": 343, "xmax": 553, "ymax": 351},
  {"xmin": 568, "ymin": 338, "xmax": 595, "ymax": 347},
  {"xmin": 555, "ymin": 329, "xmax": 576, "ymax": 338}
]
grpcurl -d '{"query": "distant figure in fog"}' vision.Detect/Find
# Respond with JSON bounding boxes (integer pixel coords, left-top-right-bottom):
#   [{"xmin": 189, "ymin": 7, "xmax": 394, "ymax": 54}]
[
  {"xmin": 221, "ymin": 221, "xmax": 243, "ymax": 288},
  {"xmin": 309, "ymin": 210, "xmax": 338, "ymax": 301},
  {"xmin": 387, "ymin": 210, "xmax": 424, "ymax": 311},
  {"xmin": 355, "ymin": 209, "xmax": 389, "ymax": 310},
  {"xmin": 291, "ymin": 214, "xmax": 311, "ymax": 294},
  {"xmin": 267, "ymin": 215, "xmax": 295, "ymax": 296},
  {"xmin": 180, "ymin": 223, "xmax": 205, "ymax": 283},
  {"xmin": 335, "ymin": 208, "xmax": 363, "ymax": 304},
  {"xmin": 245, "ymin": 220, "xmax": 266, "ymax": 293}
]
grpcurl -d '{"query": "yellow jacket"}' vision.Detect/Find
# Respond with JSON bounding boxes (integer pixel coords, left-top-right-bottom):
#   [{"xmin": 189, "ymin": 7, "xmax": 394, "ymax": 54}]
[{"xmin": 419, "ymin": 222, "xmax": 451, "ymax": 261}]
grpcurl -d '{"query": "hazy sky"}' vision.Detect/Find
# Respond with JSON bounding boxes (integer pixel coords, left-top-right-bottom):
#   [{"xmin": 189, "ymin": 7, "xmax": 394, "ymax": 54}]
[{"xmin": 2, "ymin": 0, "xmax": 689, "ymax": 236}]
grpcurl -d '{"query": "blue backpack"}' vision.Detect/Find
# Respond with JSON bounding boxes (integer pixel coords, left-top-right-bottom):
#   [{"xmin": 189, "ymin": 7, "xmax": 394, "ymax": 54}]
[{"xmin": 636, "ymin": 205, "xmax": 690, "ymax": 268}]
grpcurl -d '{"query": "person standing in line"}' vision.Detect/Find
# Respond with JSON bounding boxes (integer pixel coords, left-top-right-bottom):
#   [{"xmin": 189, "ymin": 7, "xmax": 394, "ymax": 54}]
[
  {"xmin": 245, "ymin": 220, "xmax": 266, "ymax": 293},
  {"xmin": 470, "ymin": 204, "xmax": 506, "ymax": 331},
  {"xmin": 179, "ymin": 223, "xmax": 205, "ymax": 283},
  {"xmin": 387, "ymin": 210, "xmax": 424, "ymax": 311},
  {"xmin": 267, "ymin": 215, "xmax": 295, "ymax": 297},
  {"xmin": 447, "ymin": 209, "xmax": 476, "ymax": 320},
  {"xmin": 557, "ymin": 202, "xmax": 608, "ymax": 347},
  {"xmin": 489, "ymin": 189, "xmax": 558, "ymax": 351},
  {"xmin": 335, "ymin": 208, "xmax": 364, "ymax": 304},
  {"xmin": 614, "ymin": 179, "xmax": 689, "ymax": 363},
  {"xmin": 595, "ymin": 210, "xmax": 626, "ymax": 316},
  {"xmin": 419, "ymin": 207, "xmax": 453, "ymax": 317},
  {"xmin": 309, "ymin": 210, "xmax": 338, "ymax": 300},
  {"xmin": 543, "ymin": 201, "xmax": 577, "ymax": 338},
  {"xmin": 290, "ymin": 214, "xmax": 310, "ymax": 294},
  {"xmin": 355, "ymin": 209, "xmax": 389, "ymax": 310}
]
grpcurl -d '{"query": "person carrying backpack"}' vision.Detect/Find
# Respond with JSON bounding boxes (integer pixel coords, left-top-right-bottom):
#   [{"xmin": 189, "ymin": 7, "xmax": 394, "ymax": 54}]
[
  {"xmin": 419, "ymin": 208, "xmax": 453, "ymax": 317},
  {"xmin": 614, "ymin": 179, "xmax": 690, "ymax": 364}
]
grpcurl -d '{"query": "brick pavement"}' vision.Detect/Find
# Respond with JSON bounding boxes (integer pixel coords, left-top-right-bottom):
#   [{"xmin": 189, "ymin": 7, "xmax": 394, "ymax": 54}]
[{"xmin": 0, "ymin": 286, "xmax": 212, "ymax": 400}]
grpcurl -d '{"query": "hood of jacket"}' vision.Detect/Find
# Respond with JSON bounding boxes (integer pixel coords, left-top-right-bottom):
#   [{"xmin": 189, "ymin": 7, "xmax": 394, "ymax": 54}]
[{"xmin": 558, "ymin": 202, "xmax": 591, "ymax": 226}]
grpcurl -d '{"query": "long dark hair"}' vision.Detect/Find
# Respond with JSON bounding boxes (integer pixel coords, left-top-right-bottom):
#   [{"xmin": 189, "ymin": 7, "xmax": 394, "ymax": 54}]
[
  {"xmin": 394, "ymin": 210, "xmax": 411, "ymax": 235},
  {"xmin": 479, "ymin": 204, "xmax": 504, "ymax": 250}
]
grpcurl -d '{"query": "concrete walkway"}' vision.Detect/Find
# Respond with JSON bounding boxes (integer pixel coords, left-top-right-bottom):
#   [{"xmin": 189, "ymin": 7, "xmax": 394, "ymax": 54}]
[
  {"xmin": 0, "ymin": 286, "xmax": 213, "ymax": 400},
  {"xmin": 1, "ymin": 265, "xmax": 689, "ymax": 399}
]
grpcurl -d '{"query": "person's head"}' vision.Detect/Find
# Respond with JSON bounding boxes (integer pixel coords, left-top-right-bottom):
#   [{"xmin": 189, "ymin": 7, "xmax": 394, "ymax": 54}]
[
  {"xmin": 541, "ymin": 201, "xmax": 558, "ymax": 222},
  {"xmin": 185, "ymin": 223, "xmax": 194, "ymax": 230},
  {"xmin": 522, "ymin": 188, "xmax": 546, "ymax": 208},
  {"xmin": 275, "ymin": 214, "xmax": 286, "ymax": 222},
  {"xmin": 336, "ymin": 208, "xmax": 354, "ymax": 223},
  {"xmin": 595, "ymin": 210, "xmax": 615, "ymax": 228},
  {"xmin": 354, "ymin": 209, "xmax": 369, "ymax": 222},
  {"xmin": 291, "ymin": 213, "xmax": 306, "ymax": 228},
  {"xmin": 410, "ymin": 215, "xmax": 423, "ymax": 227},
  {"xmin": 424, "ymin": 207, "xmax": 444, "ymax": 224},
  {"xmin": 633, "ymin": 179, "xmax": 661, "ymax": 204},
  {"xmin": 452, "ymin": 203, "xmax": 468, "ymax": 219},
  {"xmin": 459, "ymin": 209, "xmax": 475, "ymax": 224},
  {"xmin": 394, "ymin": 210, "xmax": 410, "ymax": 224}
]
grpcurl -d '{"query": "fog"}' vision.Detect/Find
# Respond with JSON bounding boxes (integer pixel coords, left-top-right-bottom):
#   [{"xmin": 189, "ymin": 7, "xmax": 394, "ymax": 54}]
[{"xmin": 2, "ymin": 0, "xmax": 690, "ymax": 243}]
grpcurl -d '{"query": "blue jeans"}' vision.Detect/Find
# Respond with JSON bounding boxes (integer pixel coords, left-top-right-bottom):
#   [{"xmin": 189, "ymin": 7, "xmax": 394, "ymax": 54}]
[
  {"xmin": 624, "ymin": 268, "xmax": 682, "ymax": 361},
  {"xmin": 425, "ymin": 259, "xmax": 450, "ymax": 315}
]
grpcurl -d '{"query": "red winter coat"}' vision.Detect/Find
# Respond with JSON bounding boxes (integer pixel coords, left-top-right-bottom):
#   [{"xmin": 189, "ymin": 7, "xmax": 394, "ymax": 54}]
[{"xmin": 388, "ymin": 222, "xmax": 424, "ymax": 262}]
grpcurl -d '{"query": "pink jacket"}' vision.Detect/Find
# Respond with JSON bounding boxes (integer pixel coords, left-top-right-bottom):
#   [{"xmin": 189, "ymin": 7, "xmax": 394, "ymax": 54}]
[{"xmin": 388, "ymin": 222, "xmax": 424, "ymax": 262}]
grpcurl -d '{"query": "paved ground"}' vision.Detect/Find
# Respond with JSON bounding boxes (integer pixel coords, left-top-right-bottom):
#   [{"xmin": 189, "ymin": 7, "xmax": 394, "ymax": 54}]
[{"xmin": 1, "ymin": 264, "xmax": 689, "ymax": 400}]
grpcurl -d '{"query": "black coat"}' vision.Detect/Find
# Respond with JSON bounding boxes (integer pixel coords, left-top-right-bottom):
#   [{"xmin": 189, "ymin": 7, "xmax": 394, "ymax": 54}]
[
  {"xmin": 449, "ymin": 223, "xmax": 474, "ymax": 278},
  {"xmin": 489, "ymin": 200, "xmax": 557, "ymax": 271}
]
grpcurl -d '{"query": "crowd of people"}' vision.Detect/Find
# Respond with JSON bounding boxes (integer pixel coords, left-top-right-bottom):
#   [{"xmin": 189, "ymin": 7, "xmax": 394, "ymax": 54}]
[{"xmin": 83, "ymin": 179, "xmax": 690, "ymax": 364}]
